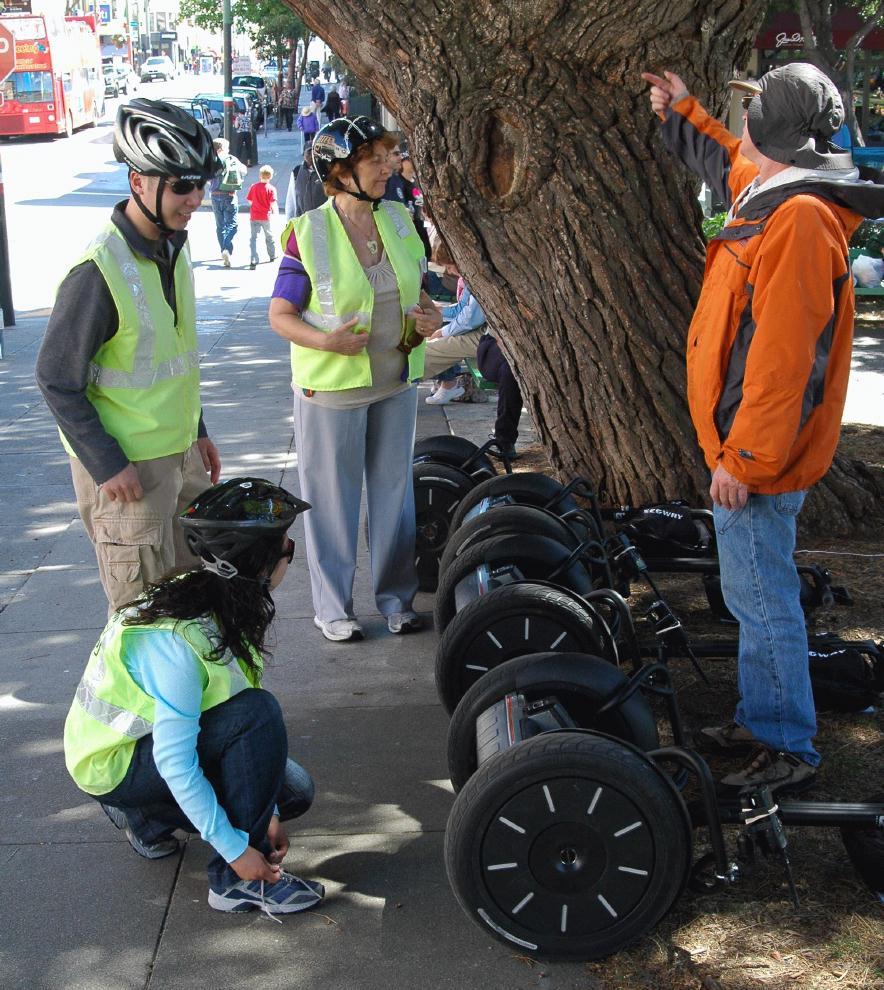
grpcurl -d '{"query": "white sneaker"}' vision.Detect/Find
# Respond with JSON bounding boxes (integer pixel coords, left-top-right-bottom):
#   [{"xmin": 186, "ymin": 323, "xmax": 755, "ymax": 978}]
[
  {"xmin": 425, "ymin": 385, "xmax": 465, "ymax": 405},
  {"xmin": 313, "ymin": 616, "xmax": 364, "ymax": 642},
  {"xmin": 222, "ymin": 249, "xmax": 231, "ymax": 268},
  {"xmin": 387, "ymin": 611, "xmax": 422, "ymax": 634}
]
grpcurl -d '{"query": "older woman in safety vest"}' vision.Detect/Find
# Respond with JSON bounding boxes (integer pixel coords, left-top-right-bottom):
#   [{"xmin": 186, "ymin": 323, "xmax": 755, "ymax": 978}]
[{"xmin": 269, "ymin": 116, "xmax": 441, "ymax": 642}]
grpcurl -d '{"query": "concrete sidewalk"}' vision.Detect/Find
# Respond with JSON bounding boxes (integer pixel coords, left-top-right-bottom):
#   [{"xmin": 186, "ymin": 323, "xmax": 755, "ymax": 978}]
[{"xmin": 0, "ymin": 116, "xmax": 881, "ymax": 989}]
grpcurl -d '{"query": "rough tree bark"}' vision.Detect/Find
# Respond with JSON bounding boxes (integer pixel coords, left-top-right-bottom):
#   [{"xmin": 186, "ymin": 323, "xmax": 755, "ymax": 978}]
[{"xmin": 282, "ymin": 0, "xmax": 882, "ymax": 533}]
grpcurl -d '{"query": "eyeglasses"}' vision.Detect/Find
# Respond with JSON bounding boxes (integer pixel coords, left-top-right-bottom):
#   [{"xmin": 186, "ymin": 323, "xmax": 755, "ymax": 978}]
[
  {"xmin": 278, "ymin": 537, "xmax": 295, "ymax": 565},
  {"xmin": 169, "ymin": 178, "xmax": 208, "ymax": 195},
  {"xmin": 741, "ymin": 95, "xmax": 755, "ymax": 111}
]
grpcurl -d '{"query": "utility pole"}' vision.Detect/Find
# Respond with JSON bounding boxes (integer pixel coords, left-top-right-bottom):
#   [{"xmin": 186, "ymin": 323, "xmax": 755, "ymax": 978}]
[{"xmin": 222, "ymin": 0, "xmax": 232, "ymax": 142}]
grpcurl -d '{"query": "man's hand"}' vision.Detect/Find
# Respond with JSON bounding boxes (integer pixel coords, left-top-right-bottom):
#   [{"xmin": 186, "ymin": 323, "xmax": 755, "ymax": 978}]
[
  {"xmin": 640, "ymin": 71, "xmax": 689, "ymax": 115},
  {"xmin": 197, "ymin": 437, "xmax": 221, "ymax": 484},
  {"xmin": 710, "ymin": 464, "xmax": 749, "ymax": 511},
  {"xmin": 322, "ymin": 316, "xmax": 369, "ymax": 355},
  {"xmin": 427, "ymin": 328, "xmax": 444, "ymax": 341},
  {"xmin": 100, "ymin": 463, "xmax": 143, "ymax": 503},
  {"xmin": 230, "ymin": 845, "xmax": 282, "ymax": 883},
  {"xmin": 266, "ymin": 814, "xmax": 289, "ymax": 865}
]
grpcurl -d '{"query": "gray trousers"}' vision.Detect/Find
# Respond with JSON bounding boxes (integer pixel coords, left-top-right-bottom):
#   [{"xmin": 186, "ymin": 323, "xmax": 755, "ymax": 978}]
[{"xmin": 292, "ymin": 386, "xmax": 419, "ymax": 622}]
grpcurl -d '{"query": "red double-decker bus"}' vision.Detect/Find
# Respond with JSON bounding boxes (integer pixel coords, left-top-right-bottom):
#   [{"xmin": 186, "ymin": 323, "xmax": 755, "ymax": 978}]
[{"xmin": 0, "ymin": 14, "xmax": 103, "ymax": 138}]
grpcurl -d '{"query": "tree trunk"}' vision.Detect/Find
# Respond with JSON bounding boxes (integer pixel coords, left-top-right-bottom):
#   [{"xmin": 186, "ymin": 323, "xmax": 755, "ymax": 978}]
[{"xmin": 280, "ymin": 1, "xmax": 880, "ymax": 530}]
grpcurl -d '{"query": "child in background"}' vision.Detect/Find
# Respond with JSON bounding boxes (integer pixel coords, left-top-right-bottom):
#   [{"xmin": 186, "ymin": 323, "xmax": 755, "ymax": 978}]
[{"xmin": 246, "ymin": 165, "xmax": 278, "ymax": 270}]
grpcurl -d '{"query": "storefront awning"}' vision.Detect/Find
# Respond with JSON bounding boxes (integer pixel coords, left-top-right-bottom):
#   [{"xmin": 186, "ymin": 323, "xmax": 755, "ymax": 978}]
[{"xmin": 756, "ymin": 8, "xmax": 884, "ymax": 51}]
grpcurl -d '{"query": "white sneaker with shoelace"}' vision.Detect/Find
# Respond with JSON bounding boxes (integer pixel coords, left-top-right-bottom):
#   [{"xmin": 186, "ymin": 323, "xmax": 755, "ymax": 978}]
[{"xmin": 208, "ymin": 872, "xmax": 325, "ymax": 917}]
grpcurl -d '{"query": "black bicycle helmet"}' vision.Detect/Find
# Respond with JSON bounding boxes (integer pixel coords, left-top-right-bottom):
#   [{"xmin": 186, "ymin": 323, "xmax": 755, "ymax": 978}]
[
  {"xmin": 180, "ymin": 478, "xmax": 311, "ymax": 580},
  {"xmin": 115, "ymin": 98, "xmax": 221, "ymax": 235},
  {"xmin": 311, "ymin": 115, "xmax": 389, "ymax": 205}
]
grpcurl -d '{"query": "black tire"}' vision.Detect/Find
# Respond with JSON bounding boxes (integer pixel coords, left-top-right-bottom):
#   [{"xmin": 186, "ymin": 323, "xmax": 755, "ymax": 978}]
[
  {"xmin": 841, "ymin": 793, "xmax": 884, "ymax": 897},
  {"xmin": 435, "ymin": 583, "xmax": 615, "ymax": 714},
  {"xmin": 439, "ymin": 503, "xmax": 582, "ymax": 578},
  {"xmin": 445, "ymin": 732, "xmax": 691, "ymax": 960},
  {"xmin": 433, "ymin": 533, "xmax": 593, "ymax": 635},
  {"xmin": 449, "ymin": 473, "xmax": 581, "ymax": 536},
  {"xmin": 413, "ymin": 462, "xmax": 475, "ymax": 592},
  {"xmin": 414, "ymin": 435, "xmax": 496, "ymax": 481},
  {"xmin": 447, "ymin": 651, "xmax": 659, "ymax": 790}
]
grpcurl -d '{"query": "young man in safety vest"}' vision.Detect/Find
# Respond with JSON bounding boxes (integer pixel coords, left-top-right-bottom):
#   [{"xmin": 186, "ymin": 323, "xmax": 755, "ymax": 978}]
[
  {"xmin": 641, "ymin": 64, "xmax": 884, "ymax": 793},
  {"xmin": 36, "ymin": 99, "xmax": 223, "ymax": 614}
]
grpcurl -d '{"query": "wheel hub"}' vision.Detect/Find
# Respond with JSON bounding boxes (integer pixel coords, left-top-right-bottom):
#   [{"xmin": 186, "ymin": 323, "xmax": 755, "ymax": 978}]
[{"xmin": 528, "ymin": 821, "xmax": 606, "ymax": 893}]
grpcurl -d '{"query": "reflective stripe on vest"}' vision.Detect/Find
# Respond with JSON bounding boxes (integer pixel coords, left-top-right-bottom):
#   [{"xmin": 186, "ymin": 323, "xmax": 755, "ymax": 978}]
[{"xmin": 86, "ymin": 231, "xmax": 199, "ymax": 389}]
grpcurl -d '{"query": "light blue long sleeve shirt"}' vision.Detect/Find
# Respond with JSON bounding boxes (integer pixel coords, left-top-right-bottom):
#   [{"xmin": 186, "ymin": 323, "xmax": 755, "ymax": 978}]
[
  {"xmin": 123, "ymin": 631, "xmax": 250, "ymax": 864},
  {"xmin": 440, "ymin": 286, "xmax": 486, "ymax": 337}
]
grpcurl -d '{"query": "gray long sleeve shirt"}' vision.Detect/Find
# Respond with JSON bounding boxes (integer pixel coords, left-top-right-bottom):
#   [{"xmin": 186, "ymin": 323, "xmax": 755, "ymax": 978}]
[{"xmin": 35, "ymin": 201, "xmax": 206, "ymax": 484}]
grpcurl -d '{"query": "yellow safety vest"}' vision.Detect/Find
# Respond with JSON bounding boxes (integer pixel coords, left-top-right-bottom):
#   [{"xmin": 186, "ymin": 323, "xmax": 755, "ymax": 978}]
[
  {"xmin": 59, "ymin": 223, "xmax": 201, "ymax": 462},
  {"xmin": 280, "ymin": 199, "xmax": 427, "ymax": 391},
  {"xmin": 64, "ymin": 611, "xmax": 262, "ymax": 796}
]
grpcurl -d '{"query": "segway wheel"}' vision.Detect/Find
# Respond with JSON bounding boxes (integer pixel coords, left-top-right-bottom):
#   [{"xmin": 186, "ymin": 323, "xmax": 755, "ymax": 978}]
[
  {"xmin": 439, "ymin": 503, "xmax": 582, "ymax": 578},
  {"xmin": 447, "ymin": 651, "xmax": 659, "ymax": 790},
  {"xmin": 435, "ymin": 582, "xmax": 613, "ymax": 714},
  {"xmin": 433, "ymin": 532, "xmax": 593, "ymax": 635},
  {"xmin": 413, "ymin": 462, "xmax": 475, "ymax": 592},
  {"xmin": 445, "ymin": 732, "xmax": 692, "ymax": 960},
  {"xmin": 841, "ymin": 793, "xmax": 884, "ymax": 899},
  {"xmin": 449, "ymin": 473, "xmax": 581, "ymax": 536},
  {"xmin": 414, "ymin": 435, "xmax": 496, "ymax": 481}
]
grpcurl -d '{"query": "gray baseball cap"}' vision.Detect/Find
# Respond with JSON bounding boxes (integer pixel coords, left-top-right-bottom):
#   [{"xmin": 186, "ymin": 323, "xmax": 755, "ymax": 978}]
[{"xmin": 736, "ymin": 62, "xmax": 853, "ymax": 170}]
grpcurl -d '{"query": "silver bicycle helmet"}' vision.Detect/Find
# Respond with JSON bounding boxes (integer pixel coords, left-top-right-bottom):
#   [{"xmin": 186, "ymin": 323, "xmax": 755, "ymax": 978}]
[{"xmin": 114, "ymin": 98, "xmax": 218, "ymax": 181}]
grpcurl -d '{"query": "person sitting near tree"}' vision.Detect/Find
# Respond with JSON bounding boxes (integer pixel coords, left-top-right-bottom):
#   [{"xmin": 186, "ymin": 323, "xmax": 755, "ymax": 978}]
[
  {"xmin": 64, "ymin": 478, "xmax": 326, "ymax": 918},
  {"xmin": 423, "ymin": 241, "xmax": 487, "ymax": 405}
]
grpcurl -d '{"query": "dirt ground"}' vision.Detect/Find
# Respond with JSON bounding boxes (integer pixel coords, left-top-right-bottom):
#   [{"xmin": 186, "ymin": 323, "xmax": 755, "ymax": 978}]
[{"xmin": 501, "ymin": 429, "xmax": 883, "ymax": 989}]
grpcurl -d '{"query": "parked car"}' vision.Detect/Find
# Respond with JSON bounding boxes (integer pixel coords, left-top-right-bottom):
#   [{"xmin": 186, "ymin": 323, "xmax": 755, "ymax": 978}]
[
  {"xmin": 141, "ymin": 55, "xmax": 176, "ymax": 83},
  {"xmin": 115, "ymin": 64, "xmax": 139, "ymax": 95},
  {"xmin": 103, "ymin": 64, "xmax": 120, "ymax": 99},
  {"xmin": 165, "ymin": 98, "xmax": 222, "ymax": 139},
  {"xmin": 195, "ymin": 93, "xmax": 253, "ymax": 130}
]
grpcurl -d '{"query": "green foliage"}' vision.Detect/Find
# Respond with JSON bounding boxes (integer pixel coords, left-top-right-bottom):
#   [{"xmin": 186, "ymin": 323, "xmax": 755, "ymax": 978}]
[
  {"xmin": 702, "ymin": 212, "xmax": 727, "ymax": 240},
  {"xmin": 850, "ymin": 219, "xmax": 884, "ymax": 249},
  {"xmin": 178, "ymin": 0, "xmax": 309, "ymax": 56}
]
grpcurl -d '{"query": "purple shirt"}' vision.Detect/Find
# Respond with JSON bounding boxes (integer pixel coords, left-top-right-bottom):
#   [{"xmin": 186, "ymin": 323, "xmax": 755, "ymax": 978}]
[{"xmin": 272, "ymin": 229, "xmax": 311, "ymax": 311}]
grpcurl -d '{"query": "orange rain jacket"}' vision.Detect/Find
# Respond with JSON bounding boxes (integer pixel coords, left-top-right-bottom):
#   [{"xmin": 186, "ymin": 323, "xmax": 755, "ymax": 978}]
[{"xmin": 660, "ymin": 96, "xmax": 884, "ymax": 494}]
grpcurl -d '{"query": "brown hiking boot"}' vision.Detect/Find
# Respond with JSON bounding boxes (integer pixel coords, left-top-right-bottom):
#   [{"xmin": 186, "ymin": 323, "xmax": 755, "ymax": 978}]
[
  {"xmin": 719, "ymin": 747, "xmax": 817, "ymax": 795},
  {"xmin": 695, "ymin": 721, "xmax": 758, "ymax": 752}
]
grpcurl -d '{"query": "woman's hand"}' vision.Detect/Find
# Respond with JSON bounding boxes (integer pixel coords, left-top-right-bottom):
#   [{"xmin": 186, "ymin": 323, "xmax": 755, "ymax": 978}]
[
  {"xmin": 266, "ymin": 815, "xmax": 289, "ymax": 865},
  {"xmin": 321, "ymin": 316, "xmax": 369, "ymax": 355},
  {"xmin": 230, "ymin": 845, "xmax": 282, "ymax": 883},
  {"xmin": 407, "ymin": 304, "xmax": 443, "ymax": 338}
]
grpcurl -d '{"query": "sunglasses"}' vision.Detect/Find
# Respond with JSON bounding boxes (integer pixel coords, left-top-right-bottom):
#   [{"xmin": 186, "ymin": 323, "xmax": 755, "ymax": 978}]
[
  {"xmin": 279, "ymin": 536, "xmax": 295, "ymax": 564},
  {"xmin": 169, "ymin": 178, "xmax": 207, "ymax": 195},
  {"xmin": 741, "ymin": 95, "xmax": 755, "ymax": 111}
]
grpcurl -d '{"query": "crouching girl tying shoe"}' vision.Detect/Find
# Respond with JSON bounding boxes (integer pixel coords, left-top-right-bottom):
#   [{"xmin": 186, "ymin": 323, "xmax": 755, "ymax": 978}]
[{"xmin": 64, "ymin": 478, "xmax": 325, "ymax": 918}]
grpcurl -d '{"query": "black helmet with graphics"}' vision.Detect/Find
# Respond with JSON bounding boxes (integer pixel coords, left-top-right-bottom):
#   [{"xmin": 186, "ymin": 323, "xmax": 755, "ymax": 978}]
[
  {"xmin": 311, "ymin": 115, "xmax": 388, "ymax": 182},
  {"xmin": 180, "ymin": 478, "xmax": 310, "ymax": 580}
]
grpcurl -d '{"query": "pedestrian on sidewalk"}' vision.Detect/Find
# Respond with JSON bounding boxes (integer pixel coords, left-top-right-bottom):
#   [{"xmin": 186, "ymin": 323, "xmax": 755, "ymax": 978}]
[
  {"xmin": 338, "ymin": 79, "xmax": 350, "ymax": 115},
  {"xmin": 297, "ymin": 105, "xmax": 319, "ymax": 152},
  {"xmin": 234, "ymin": 107, "xmax": 254, "ymax": 166},
  {"xmin": 246, "ymin": 165, "xmax": 278, "ymax": 268},
  {"xmin": 278, "ymin": 82, "xmax": 296, "ymax": 131},
  {"xmin": 268, "ymin": 116, "xmax": 440, "ymax": 643},
  {"xmin": 322, "ymin": 85, "xmax": 342, "ymax": 122},
  {"xmin": 35, "ymin": 99, "xmax": 223, "ymax": 615},
  {"xmin": 209, "ymin": 137, "xmax": 247, "ymax": 268},
  {"xmin": 64, "ymin": 478, "xmax": 327, "ymax": 918},
  {"xmin": 641, "ymin": 62, "xmax": 884, "ymax": 794},
  {"xmin": 476, "ymin": 332, "xmax": 523, "ymax": 461},
  {"xmin": 310, "ymin": 76, "xmax": 325, "ymax": 115}
]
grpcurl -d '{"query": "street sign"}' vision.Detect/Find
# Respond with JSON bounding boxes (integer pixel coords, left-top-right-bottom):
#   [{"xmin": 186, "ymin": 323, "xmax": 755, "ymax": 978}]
[{"xmin": 0, "ymin": 23, "xmax": 16, "ymax": 84}]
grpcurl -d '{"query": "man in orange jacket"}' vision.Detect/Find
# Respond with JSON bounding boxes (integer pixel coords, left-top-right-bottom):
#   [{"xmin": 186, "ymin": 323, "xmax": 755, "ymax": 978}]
[{"xmin": 642, "ymin": 63, "xmax": 884, "ymax": 794}]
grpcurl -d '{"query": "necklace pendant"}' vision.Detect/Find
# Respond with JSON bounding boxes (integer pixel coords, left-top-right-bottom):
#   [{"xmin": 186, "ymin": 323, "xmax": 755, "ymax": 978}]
[{"xmin": 366, "ymin": 238, "xmax": 379, "ymax": 255}]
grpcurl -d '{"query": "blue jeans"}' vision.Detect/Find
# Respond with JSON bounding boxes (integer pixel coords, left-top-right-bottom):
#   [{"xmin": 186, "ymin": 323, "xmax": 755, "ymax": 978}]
[
  {"xmin": 211, "ymin": 193, "xmax": 238, "ymax": 254},
  {"xmin": 98, "ymin": 689, "xmax": 315, "ymax": 890},
  {"xmin": 713, "ymin": 491, "xmax": 819, "ymax": 766}
]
